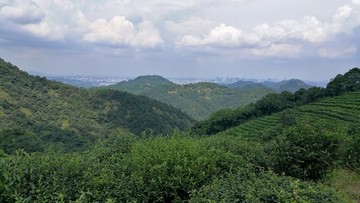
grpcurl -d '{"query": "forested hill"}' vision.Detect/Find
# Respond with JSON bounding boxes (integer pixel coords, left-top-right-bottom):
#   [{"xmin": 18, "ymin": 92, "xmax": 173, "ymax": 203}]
[
  {"xmin": 106, "ymin": 75, "xmax": 274, "ymax": 120},
  {"xmin": 226, "ymin": 78, "xmax": 313, "ymax": 93},
  {"xmin": 191, "ymin": 67, "xmax": 360, "ymax": 136},
  {"xmin": 0, "ymin": 59, "xmax": 194, "ymax": 152}
]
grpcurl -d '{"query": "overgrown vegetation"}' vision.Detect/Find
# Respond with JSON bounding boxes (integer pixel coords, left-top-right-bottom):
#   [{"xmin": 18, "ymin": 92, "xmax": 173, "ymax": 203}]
[
  {"xmin": 0, "ymin": 58, "xmax": 194, "ymax": 152},
  {"xmin": 0, "ymin": 58, "xmax": 359, "ymax": 202},
  {"xmin": 191, "ymin": 67, "xmax": 360, "ymax": 136},
  {"xmin": 0, "ymin": 133, "xmax": 352, "ymax": 202},
  {"xmin": 105, "ymin": 75, "xmax": 274, "ymax": 120}
]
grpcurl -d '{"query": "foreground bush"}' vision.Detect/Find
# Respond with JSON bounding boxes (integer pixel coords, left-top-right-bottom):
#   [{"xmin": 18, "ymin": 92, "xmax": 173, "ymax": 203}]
[
  {"xmin": 122, "ymin": 134, "xmax": 248, "ymax": 202},
  {"xmin": 0, "ymin": 133, "xmax": 135, "ymax": 202},
  {"xmin": 0, "ymin": 132, "xmax": 348, "ymax": 202},
  {"xmin": 268, "ymin": 117, "xmax": 344, "ymax": 181},
  {"xmin": 190, "ymin": 171, "xmax": 344, "ymax": 203}
]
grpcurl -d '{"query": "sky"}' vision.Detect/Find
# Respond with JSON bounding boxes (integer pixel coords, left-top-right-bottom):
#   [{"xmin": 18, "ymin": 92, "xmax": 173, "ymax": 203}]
[{"xmin": 0, "ymin": 0, "xmax": 359, "ymax": 81}]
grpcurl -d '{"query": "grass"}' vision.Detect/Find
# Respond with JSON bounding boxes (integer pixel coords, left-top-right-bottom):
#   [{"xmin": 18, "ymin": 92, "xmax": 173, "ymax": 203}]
[{"xmin": 325, "ymin": 169, "xmax": 360, "ymax": 203}]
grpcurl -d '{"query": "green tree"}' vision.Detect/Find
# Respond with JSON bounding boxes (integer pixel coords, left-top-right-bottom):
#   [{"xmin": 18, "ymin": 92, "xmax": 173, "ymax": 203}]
[{"xmin": 0, "ymin": 128, "xmax": 44, "ymax": 154}]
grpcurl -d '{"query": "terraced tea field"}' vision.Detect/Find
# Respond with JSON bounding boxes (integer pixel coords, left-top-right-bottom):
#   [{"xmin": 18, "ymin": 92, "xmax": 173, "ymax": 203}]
[{"xmin": 219, "ymin": 92, "xmax": 360, "ymax": 141}]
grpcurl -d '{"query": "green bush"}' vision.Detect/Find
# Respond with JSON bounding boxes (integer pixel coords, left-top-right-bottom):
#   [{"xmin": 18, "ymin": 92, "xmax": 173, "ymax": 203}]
[
  {"xmin": 190, "ymin": 171, "xmax": 344, "ymax": 202},
  {"xmin": 268, "ymin": 118, "xmax": 343, "ymax": 181},
  {"xmin": 345, "ymin": 122, "xmax": 360, "ymax": 171},
  {"xmin": 0, "ymin": 128, "xmax": 44, "ymax": 154},
  {"xmin": 203, "ymin": 134, "xmax": 269, "ymax": 169},
  {"xmin": 0, "ymin": 132, "xmax": 136, "ymax": 202},
  {"xmin": 0, "ymin": 150, "xmax": 85, "ymax": 202},
  {"xmin": 122, "ymin": 134, "xmax": 248, "ymax": 202}
]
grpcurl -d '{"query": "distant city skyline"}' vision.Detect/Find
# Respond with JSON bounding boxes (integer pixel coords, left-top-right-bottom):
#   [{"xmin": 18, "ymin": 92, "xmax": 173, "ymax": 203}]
[
  {"xmin": 47, "ymin": 74, "xmax": 328, "ymax": 89},
  {"xmin": 0, "ymin": 0, "xmax": 359, "ymax": 81}
]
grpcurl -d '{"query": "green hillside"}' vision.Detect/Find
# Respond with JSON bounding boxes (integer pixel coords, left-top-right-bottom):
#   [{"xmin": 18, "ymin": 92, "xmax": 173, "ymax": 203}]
[
  {"xmin": 1, "ymin": 63, "xmax": 359, "ymax": 202},
  {"xmin": 219, "ymin": 91, "xmax": 360, "ymax": 142},
  {"xmin": 227, "ymin": 78, "xmax": 313, "ymax": 93},
  {"xmin": 106, "ymin": 76, "xmax": 274, "ymax": 120},
  {"xmin": 0, "ymin": 59, "xmax": 194, "ymax": 152},
  {"xmin": 191, "ymin": 67, "xmax": 360, "ymax": 135}
]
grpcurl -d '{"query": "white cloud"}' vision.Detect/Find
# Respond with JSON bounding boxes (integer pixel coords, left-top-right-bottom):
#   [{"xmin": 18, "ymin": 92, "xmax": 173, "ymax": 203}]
[
  {"xmin": 276, "ymin": 16, "xmax": 329, "ymax": 43},
  {"xmin": 250, "ymin": 44, "xmax": 302, "ymax": 57},
  {"xmin": 177, "ymin": 24, "xmax": 260, "ymax": 47},
  {"xmin": 318, "ymin": 46, "xmax": 357, "ymax": 58},
  {"xmin": 166, "ymin": 17, "xmax": 218, "ymax": 36},
  {"xmin": 353, "ymin": 0, "xmax": 360, "ymax": 5},
  {"xmin": 53, "ymin": 0, "xmax": 74, "ymax": 10},
  {"xmin": 253, "ymin": 24, "xmax": 287, "ymax": 42},
  {"xmin": 1, "ymin": 0, "xmax": 360, "ymax": 60},
  {"xmin": 178, "ymin": 15, "xmax": 333, "ymax": 49},
  {"xmin": 332, "ymin": 1, "xmax": 360, "ymax": 33},
  {"xmin": 0, "ymin": 0, "xmax": 44, "ymax": 24},
  {"xmin": 176, "ymin": 0, "xmax": 360, "ymax": 59},
  {"xmin": 81, "ymin": 14, "xmax": 163, "ymax": 48},
  {"xmin": 22, "ymin": 22, "xmax": 66, "ymax": 40}
]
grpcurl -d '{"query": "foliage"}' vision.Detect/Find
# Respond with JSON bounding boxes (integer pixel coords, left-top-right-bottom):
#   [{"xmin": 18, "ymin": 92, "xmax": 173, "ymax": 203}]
[
  {"xmin": 0, "ymin": 130, "xmax": 352, "ymax": 202},
  {"xmin": 326, "ymin": 68, "xmax": 360, "ymax": 96},
  {"xmin": 268, "ymin": 117, "xmax": 344, "ymax": 181},
  {"xmin": 190, "ymin": 171, "xmax": 344, "ymax": 203},
  {"xmin": 0, "ymin": 58, "xmax": 194, "ymax": 152},
  {"xmin": 0, "ymin": 128, "xmax": 44, "ymax": 154},
  {"xmin": 0, "ymin": 133, "xmax": 136, "ymax": 203},
  {"xmin": 345, "ymin": 122, "xmax": 360, "ymax": 170},
  {"xmin": 0, "ymin": 60, "xmax": 359, "ymax": 202},
  {"xmin": 92, "ymin": 89, "xmax": 194, "ymax": 135},
  {"xmin": 122, "ymin": 134, "xmax": 247, "ymax": 202},
  {"xmin": 105, "ymin": 75, "xmax": 274, "ymax": 120},
  {"xmin": 324, "ymin": 169, "xmax": 360, "ymax": 202},
  {"xmin": 226, "ymin": 78, "xmax": 313, "ymax": 93},
  {"xmin": 202, "ymin": 134, "xmax": 269, "ymax": 168},
  {"xmin": 191, "ymin": 67, "xmax": 360, "ymax": 136}
]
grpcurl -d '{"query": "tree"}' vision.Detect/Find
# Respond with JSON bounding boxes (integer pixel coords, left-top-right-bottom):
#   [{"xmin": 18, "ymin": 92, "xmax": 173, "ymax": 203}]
[{"xmin": 0, "ymin": 128, "xmax": 44, "ymax": 154}]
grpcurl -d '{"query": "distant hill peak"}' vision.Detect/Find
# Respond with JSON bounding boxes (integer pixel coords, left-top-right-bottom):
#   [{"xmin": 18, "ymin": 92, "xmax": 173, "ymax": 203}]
[
  {"xmin": 132, "ymin": 75, "xmax": 172, "ymax": 84},
  {"xmin": 226, "ymin": 78, "xmax": 313, "ymax": 93}
]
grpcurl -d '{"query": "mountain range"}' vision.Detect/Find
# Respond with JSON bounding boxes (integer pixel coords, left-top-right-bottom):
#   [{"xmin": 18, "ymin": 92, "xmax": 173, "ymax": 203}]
[
  {"xmin": 104, "ymin": 75, "xmax": 274, "ymax": 120},
  {"xmin": 225, "ymin": 78, "xmax": 313, "ymax": 93},
  {"xmin": 105, "ymin": 75, "xmax": 313, "ymax": 120}
]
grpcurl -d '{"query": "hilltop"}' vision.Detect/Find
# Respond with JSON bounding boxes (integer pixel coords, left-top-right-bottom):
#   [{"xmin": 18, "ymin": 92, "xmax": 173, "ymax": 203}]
[
  {"xmin": 225, "ymin": 78, "xmax": 313, "ymax": 93},
  {"xmin": 0, "ymin": 59, "xmax": 194, "ymax": 152},
  {"xmin": 106, "ymin": 75, "xmax": 274, "ymax": 120}
]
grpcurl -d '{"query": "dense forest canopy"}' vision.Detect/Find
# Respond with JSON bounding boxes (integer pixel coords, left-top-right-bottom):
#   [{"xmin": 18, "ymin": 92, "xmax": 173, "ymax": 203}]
[
  {"xmin": 0, "ymin": 58, "xmax": 194, "ymax": 152},
  {"xmin": 225, "ymin": 78, "xmax": 313, "ymax": 93},
  {"xmin": 105, "ymin": 75, "xmax": 275, "ymax": 120}
]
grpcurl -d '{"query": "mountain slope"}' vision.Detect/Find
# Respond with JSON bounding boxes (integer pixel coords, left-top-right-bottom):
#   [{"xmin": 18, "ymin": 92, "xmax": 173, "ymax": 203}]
[
  {"xmin": 106, "ymin": 76, "xmax": 274, "ymax": 120},
  {"xmin": 219, "ymin": 91, "xmax": 360, "ymax": 142},
  {"xmin": 0, "ymin": 59, "xmax": 194, "ymax": 152},
  {"xmin": 191, "ymin": 67, "xmax": 360, "ymax": 136},
  {"xmin": 226, "ymin": 79, "xmax": 313, "ymax": 93}
]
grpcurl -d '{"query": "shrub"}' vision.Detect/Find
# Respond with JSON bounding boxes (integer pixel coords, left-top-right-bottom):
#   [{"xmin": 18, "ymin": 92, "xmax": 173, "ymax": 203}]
[
  {"xmin": 0, "ymin": 133, "xmax": 136, "ymax": 202},
  {"xmin": 190, "ymin": 171, "xmax": 345, "ymax": 202},
  {"xmin": 345, "ymin": 122, "xmax": 360, "ymax": 171},
  {"xmin": 0, "ymin": 128, "xmax": 44, "ymax": 154},
  {"xmin": 203, "ymin": 134, "xmax": 269, "ymax": 169},
  {"xmin": 268, "ymin": 118, "xmax": 343, "ymax": 181},
  {"xmin": 122, "ymin": 134, "xmax": 248, "ymax": 202}
]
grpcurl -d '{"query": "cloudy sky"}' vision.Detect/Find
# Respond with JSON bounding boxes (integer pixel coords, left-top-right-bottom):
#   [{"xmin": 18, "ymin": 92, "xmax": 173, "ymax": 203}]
[{"xmin": 0, "ymin": 0, "xmax": 359, "ymax": 81}]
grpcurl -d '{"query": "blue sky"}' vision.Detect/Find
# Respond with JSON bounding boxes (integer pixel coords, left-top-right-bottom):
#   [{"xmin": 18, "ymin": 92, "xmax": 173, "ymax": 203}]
[{"xmin": 0, "ymin": 0, "xmax": 359, "ymax": 81}]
